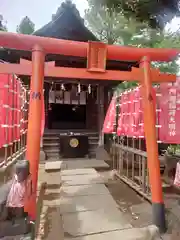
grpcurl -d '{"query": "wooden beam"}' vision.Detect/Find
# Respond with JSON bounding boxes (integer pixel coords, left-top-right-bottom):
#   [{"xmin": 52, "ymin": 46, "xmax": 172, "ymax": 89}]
[
  {"xmin": 0, "ymin": 32, "xmax": 179, "ymax": 62},
  {"xmin": 20, "ymin": 58, "xmax": 55, "ymax": 66},
  {"xmin": 0, "ymin": 63, "xmax": 176, "ymax": 82}
]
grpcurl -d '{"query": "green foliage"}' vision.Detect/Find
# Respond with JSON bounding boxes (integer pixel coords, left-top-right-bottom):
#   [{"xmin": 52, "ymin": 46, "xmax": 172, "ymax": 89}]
[
  {"xmin": 167, "ymin": 145, "xmax": 180, "ymax": 155},
  {"xmin": 0, "ymin": 15, "xmax": 8, "ymax": 31},
  {"xmin": 89, "ymin": 0, "xmax": 180, "ymax": 29},
  {"xmin": 85, "ymin": 1, "xmax": 180, "ymax": 79},
  {"xmin": 85, "ymin": 5, "xmax": 131, "ymax": 44},
  {"xmin": 16, "ymin": 16, "xmax": 35, "ymax": 34},
  {"xmin": 115, "ymin": 82, "xmax": 138, "ymax": 92}
]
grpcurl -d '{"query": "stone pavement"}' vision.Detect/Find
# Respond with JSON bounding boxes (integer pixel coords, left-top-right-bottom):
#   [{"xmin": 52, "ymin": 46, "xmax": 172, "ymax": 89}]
[
  {"xmin": 45, "ymin": 159, "xmax": 109, "ymax": 171},
  {"xmin": 37, "ymin": 163, "xmax": 161, "ymax": 240},
  {"xmin": 59, "ymin": 168, "xmax": 160, "ymax": 240}
]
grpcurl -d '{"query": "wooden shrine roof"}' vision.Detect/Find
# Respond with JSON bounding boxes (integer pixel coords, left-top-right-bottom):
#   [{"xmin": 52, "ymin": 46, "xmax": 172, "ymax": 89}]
[{"xmin": 33, "ymin": 1, "xmax": 98, "ymax": 42}]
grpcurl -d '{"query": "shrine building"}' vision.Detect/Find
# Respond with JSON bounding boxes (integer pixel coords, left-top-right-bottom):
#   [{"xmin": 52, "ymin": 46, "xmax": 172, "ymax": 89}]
[{"xmin": 0, "ymin": 2, "xmax": 138, "ymax": 159}]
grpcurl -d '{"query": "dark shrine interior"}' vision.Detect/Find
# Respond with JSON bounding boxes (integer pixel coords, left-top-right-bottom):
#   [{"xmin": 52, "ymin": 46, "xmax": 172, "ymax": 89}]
[{"xmin": 49, "ymin": 103, "xmax": 86, "ymax": 129}]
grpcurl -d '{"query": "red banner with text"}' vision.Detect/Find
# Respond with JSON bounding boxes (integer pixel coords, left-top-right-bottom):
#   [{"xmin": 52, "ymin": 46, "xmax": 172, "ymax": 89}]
[
  {"xmin": 102, "ymin": 77, "xmax": 180, "ymax": 145},
  {"xmin": 158, "ymin": 79, "xmax": 180, "ymax": 144},
  {"xmin": 117, "ymin": 87, "xmax": 145, "ymax": 138}
]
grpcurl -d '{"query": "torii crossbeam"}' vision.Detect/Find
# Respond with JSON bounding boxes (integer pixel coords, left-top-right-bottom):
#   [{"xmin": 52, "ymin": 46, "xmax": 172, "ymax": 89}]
[{"xmin": 0, "ymin": 31, "xmax": 179, "ymax": 233}]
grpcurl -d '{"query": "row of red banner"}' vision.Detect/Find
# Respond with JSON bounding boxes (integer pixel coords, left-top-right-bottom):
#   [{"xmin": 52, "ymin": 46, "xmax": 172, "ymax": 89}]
[
  {"xmin": 0, "ymin": 74, "xmax": 25, "ymax": 147},
  {"xmin": 0, "ymin": 73, "xmax": 45, "ymax": 148},
  {"xmin": 103, "ymin": 78, "xmax": 180, "ymax": 144}
]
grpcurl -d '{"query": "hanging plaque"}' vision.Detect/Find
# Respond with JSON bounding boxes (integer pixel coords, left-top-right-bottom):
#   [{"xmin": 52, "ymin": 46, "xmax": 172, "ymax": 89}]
[
  {"xmin": 55, "ymin": 90, "xmax": 63, "ymax": 104},
  {"xmin": 64, "ymin": 91, "xmax": 70, "ymax": 104},
  {"xmin": 80, "ymin": 91, "xmax": 86, "ymax": 105},
  {"xmin": 49, "ymin": 90, "xmax": 55, "ymax": 103}
]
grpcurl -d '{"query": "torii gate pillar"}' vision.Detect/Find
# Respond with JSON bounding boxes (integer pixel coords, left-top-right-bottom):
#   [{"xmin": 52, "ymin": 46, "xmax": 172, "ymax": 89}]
[
  {"xmin": 141, "ymin": 56, "xmax": 166, "ymax": 233},
  {"xmin": 25, "ymin": 45, "xmax": 45, "ymax": 220}
]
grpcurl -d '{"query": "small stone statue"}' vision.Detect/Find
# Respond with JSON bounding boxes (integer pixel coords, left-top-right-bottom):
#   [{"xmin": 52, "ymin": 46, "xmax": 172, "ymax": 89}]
[
  {"xmin": 0, "ymin": 160, "xmax": 32, "ymax": 237},
  {"xmin": 6, "ymin": 160, "xmax": 32, "ymax": 220}
]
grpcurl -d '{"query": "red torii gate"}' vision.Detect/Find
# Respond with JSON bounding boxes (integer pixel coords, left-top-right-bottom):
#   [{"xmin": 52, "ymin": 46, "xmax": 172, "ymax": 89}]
[{"xmin": 0, "ymin": 31, "xmax": 179, "ymax": 232}]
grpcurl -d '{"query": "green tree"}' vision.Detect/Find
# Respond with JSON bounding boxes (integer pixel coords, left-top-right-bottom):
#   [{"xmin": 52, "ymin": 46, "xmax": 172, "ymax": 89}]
[
  {"xmin": 0, "ymin": 15, "xmax": 8, "ymax": 31},
  {"xmin": 87, "ymin": 0, "xmax": 180, "ymax": 29},
  {"xmin": 85, "ymin": 2, "xmax": 180, "ymax": 75},
  {"xmin": 16, "ymin": 16, "xmax": 35, "ymax": 34},
  {"xmin": 85, "ymin": 2, "xmax": 150, "ymax": 45}
]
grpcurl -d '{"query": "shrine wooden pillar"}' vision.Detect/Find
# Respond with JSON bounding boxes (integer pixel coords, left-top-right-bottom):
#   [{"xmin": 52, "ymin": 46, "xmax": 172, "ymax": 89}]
[
  {"xmin": 25, "ymin": 45, "xmax": 45, "ymax": 220},
  {"xmin": 97, "ymin": 85, "xmax": 104, "ymax": 145},
  {"xmin": 140, "ymin": 56, "xmax": 166, "ymax": 233}
]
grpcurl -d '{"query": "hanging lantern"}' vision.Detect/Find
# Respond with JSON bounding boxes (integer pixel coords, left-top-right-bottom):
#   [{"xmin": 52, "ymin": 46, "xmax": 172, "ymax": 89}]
[
  {"xmin": 50, "ymin": 81, "xmax": 54, "ymax": 91},
  {"xmin": 78, "ymin": 83, "xmax": 81, "ymax": 94},
  {"xmin": 61, "ymin": 83, "xmax": 65, "ymax": 91},
  {"xmin": 88, "ymin": 84, "xmax": 91, "ymax": 94}
]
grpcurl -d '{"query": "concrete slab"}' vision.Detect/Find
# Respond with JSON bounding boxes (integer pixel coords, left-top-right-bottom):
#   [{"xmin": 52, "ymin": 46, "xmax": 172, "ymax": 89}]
[
  {"xmin": 45, "ymin": 161, "xmax": 62, "ymax": 171},
  {"xmin": 62, "ymin": 174, "xmax": 104, "ymax": 186},
  {"xmin": 60, "ymin": 184, "xmax": 110, "ymax": 197},
  {"xmin": 43, "ymin": 173, "xmax": 61, "ymax": 185},
  {"xmin": 64, "ymin": 225, "xmax": 160, "ymax": 240},
  {"xmin": 62, "ymin": 208, "xmax": 132, "ymax": 237},
  {"xmin": 63, "ymin": 160, "xmax": 109, "ymax": 170},
  {"xmin": 59, "ymin": 194, "xmax": 118, "ymax": 213},
  {"xmin": 61, "ymin": 168, "xmax": 97, "ymax": 176},
  {"xmin": 61, "ymin": 172, "xmax": 100, "ymax": 181}
]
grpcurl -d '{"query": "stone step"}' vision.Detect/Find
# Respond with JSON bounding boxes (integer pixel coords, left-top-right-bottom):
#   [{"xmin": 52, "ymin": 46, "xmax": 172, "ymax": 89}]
[
  {"xmin": 43, "ymin": 142, "xmax": 59, "ymax": 147},
  {"xmin": 88, "ymin": 136, "xmax": 99, "ymax": 140},
  {"xmin": 43, "ymin": 136, "xmax": 59, "ymax": 141},
  {"xmin": 89, "ymin": 142, "xmax": 98, "ymax": 146}
]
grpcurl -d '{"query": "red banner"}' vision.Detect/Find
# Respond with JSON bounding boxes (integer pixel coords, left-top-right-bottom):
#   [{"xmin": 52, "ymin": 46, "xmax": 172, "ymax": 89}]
[
  {"xmin": 41, "ymin": 93, "xmax": 45, "ymax": 137},
  {"xmin": 117, "ymin": 87, "xmax": 145, "ymax": 138},
  {"xmin": 116, "ymin": 86, "xmax": 157, "ymax": 138},
  {"xmin": 158, "ymin": 80, "xmax": 180, "ymax": 144},
  {"xmin": 0, "ymin": 74, "xmax": 10, "ymax": 147},
  {"xmin": 8, "ymin": 75, "xmax": 14, "ymax": 144},
  {"xmin": 102, "ymin": 94, "xmax": 116, "ymax": 133},
  {"xmin": 117, "ymin": 91, "xmax": 130, "ymax": 136},
  {"xmin": 0, "ymin": 74, "xmax": 25, "ymax": 147},
  {"xmin": 131, "ymin": 87, "xmax": 144, "ymax": 138},
  {"xmin": 13, "ymin": 78, "xmax": 18, "ymax": 141}
]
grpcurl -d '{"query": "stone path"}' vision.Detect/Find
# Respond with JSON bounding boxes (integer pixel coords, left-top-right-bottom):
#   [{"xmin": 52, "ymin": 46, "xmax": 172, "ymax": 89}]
[
  {"xmin": 45, "ymin": 159, "xmax": 109, "ymax": 171},
  {"xmin": 59, "ymin": 168, "xmax": 160, "ymax": 240}
]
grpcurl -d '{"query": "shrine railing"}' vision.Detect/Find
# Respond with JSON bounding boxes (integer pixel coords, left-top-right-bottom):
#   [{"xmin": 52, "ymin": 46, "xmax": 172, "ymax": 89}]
[
  {"xmin": 109, "ymin": 137, "xmax": 165, "ymax": 201},
  {"xmin": 104, "ymin": 79, "xmax": 180, "ymax": 201}
]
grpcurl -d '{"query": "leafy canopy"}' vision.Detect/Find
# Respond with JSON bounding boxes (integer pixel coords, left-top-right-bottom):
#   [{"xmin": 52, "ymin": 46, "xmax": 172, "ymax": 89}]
[
  {"xmin": 16, "ymin": 16, "xmax": 35, "ymax": 34},
  {"xmin": 85, "ymin": 2, "xmax": 180, "ymax": 76},
  {"xmin": 87, "ymin": 0, "xmax": 180, "ymax": 29},
  {"xmin": 0, "ymin": 15, "xmax": 8, "ymax": 32}
]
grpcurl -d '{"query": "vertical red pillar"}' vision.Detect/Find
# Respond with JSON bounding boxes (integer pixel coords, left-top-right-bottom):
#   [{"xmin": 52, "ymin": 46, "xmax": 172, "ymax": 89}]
[
  {"xmin": 25, "ymin": 45, "xmax": 45, "ymax": 220},
  {"xmin": 140, "ymin": 56, "xmax": 166, "ymax": 233}
]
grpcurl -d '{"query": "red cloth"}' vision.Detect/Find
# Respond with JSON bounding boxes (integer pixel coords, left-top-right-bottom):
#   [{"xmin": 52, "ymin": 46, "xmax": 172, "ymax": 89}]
[
  {"xmin": 117, "ymin": 93, "xmax": 126, "ymax": 135},
  {"xmin": 6, "ymin": 174, "xmax": 32, "ymax": 208},
  {"xmin": 0, "ymin": 74, "xmax": 10, "ymax": 147},
  {"xmin": 158, "ymin": 79, "xmax": 180, "ymax": 144},
  {"xmin": 103, "ymin": 94, "xmax": 116, "ymax": 133},
  {"xmin": 41, "ymin": 93, "xmax": 45, "ymax": 137}
]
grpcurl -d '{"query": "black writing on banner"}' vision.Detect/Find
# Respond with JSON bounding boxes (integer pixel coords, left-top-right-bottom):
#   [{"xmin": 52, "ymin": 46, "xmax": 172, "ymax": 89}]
[{"xmin": 32, "ymin": 91, "xmax": 41, "ymax": 100}]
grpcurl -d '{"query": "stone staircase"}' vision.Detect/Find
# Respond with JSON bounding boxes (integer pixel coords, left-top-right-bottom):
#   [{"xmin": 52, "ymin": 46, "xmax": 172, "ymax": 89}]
[
  {"xmin": 43, "ymin": 131, "xmax": 99, "ymax": 160},
  {"xmin": 88, "ymin": 134, "xmax": 99, "ymax": 158},
  {"xmin": 43, "ymin": 133, "xmax": 60, "ymax": 160}
]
